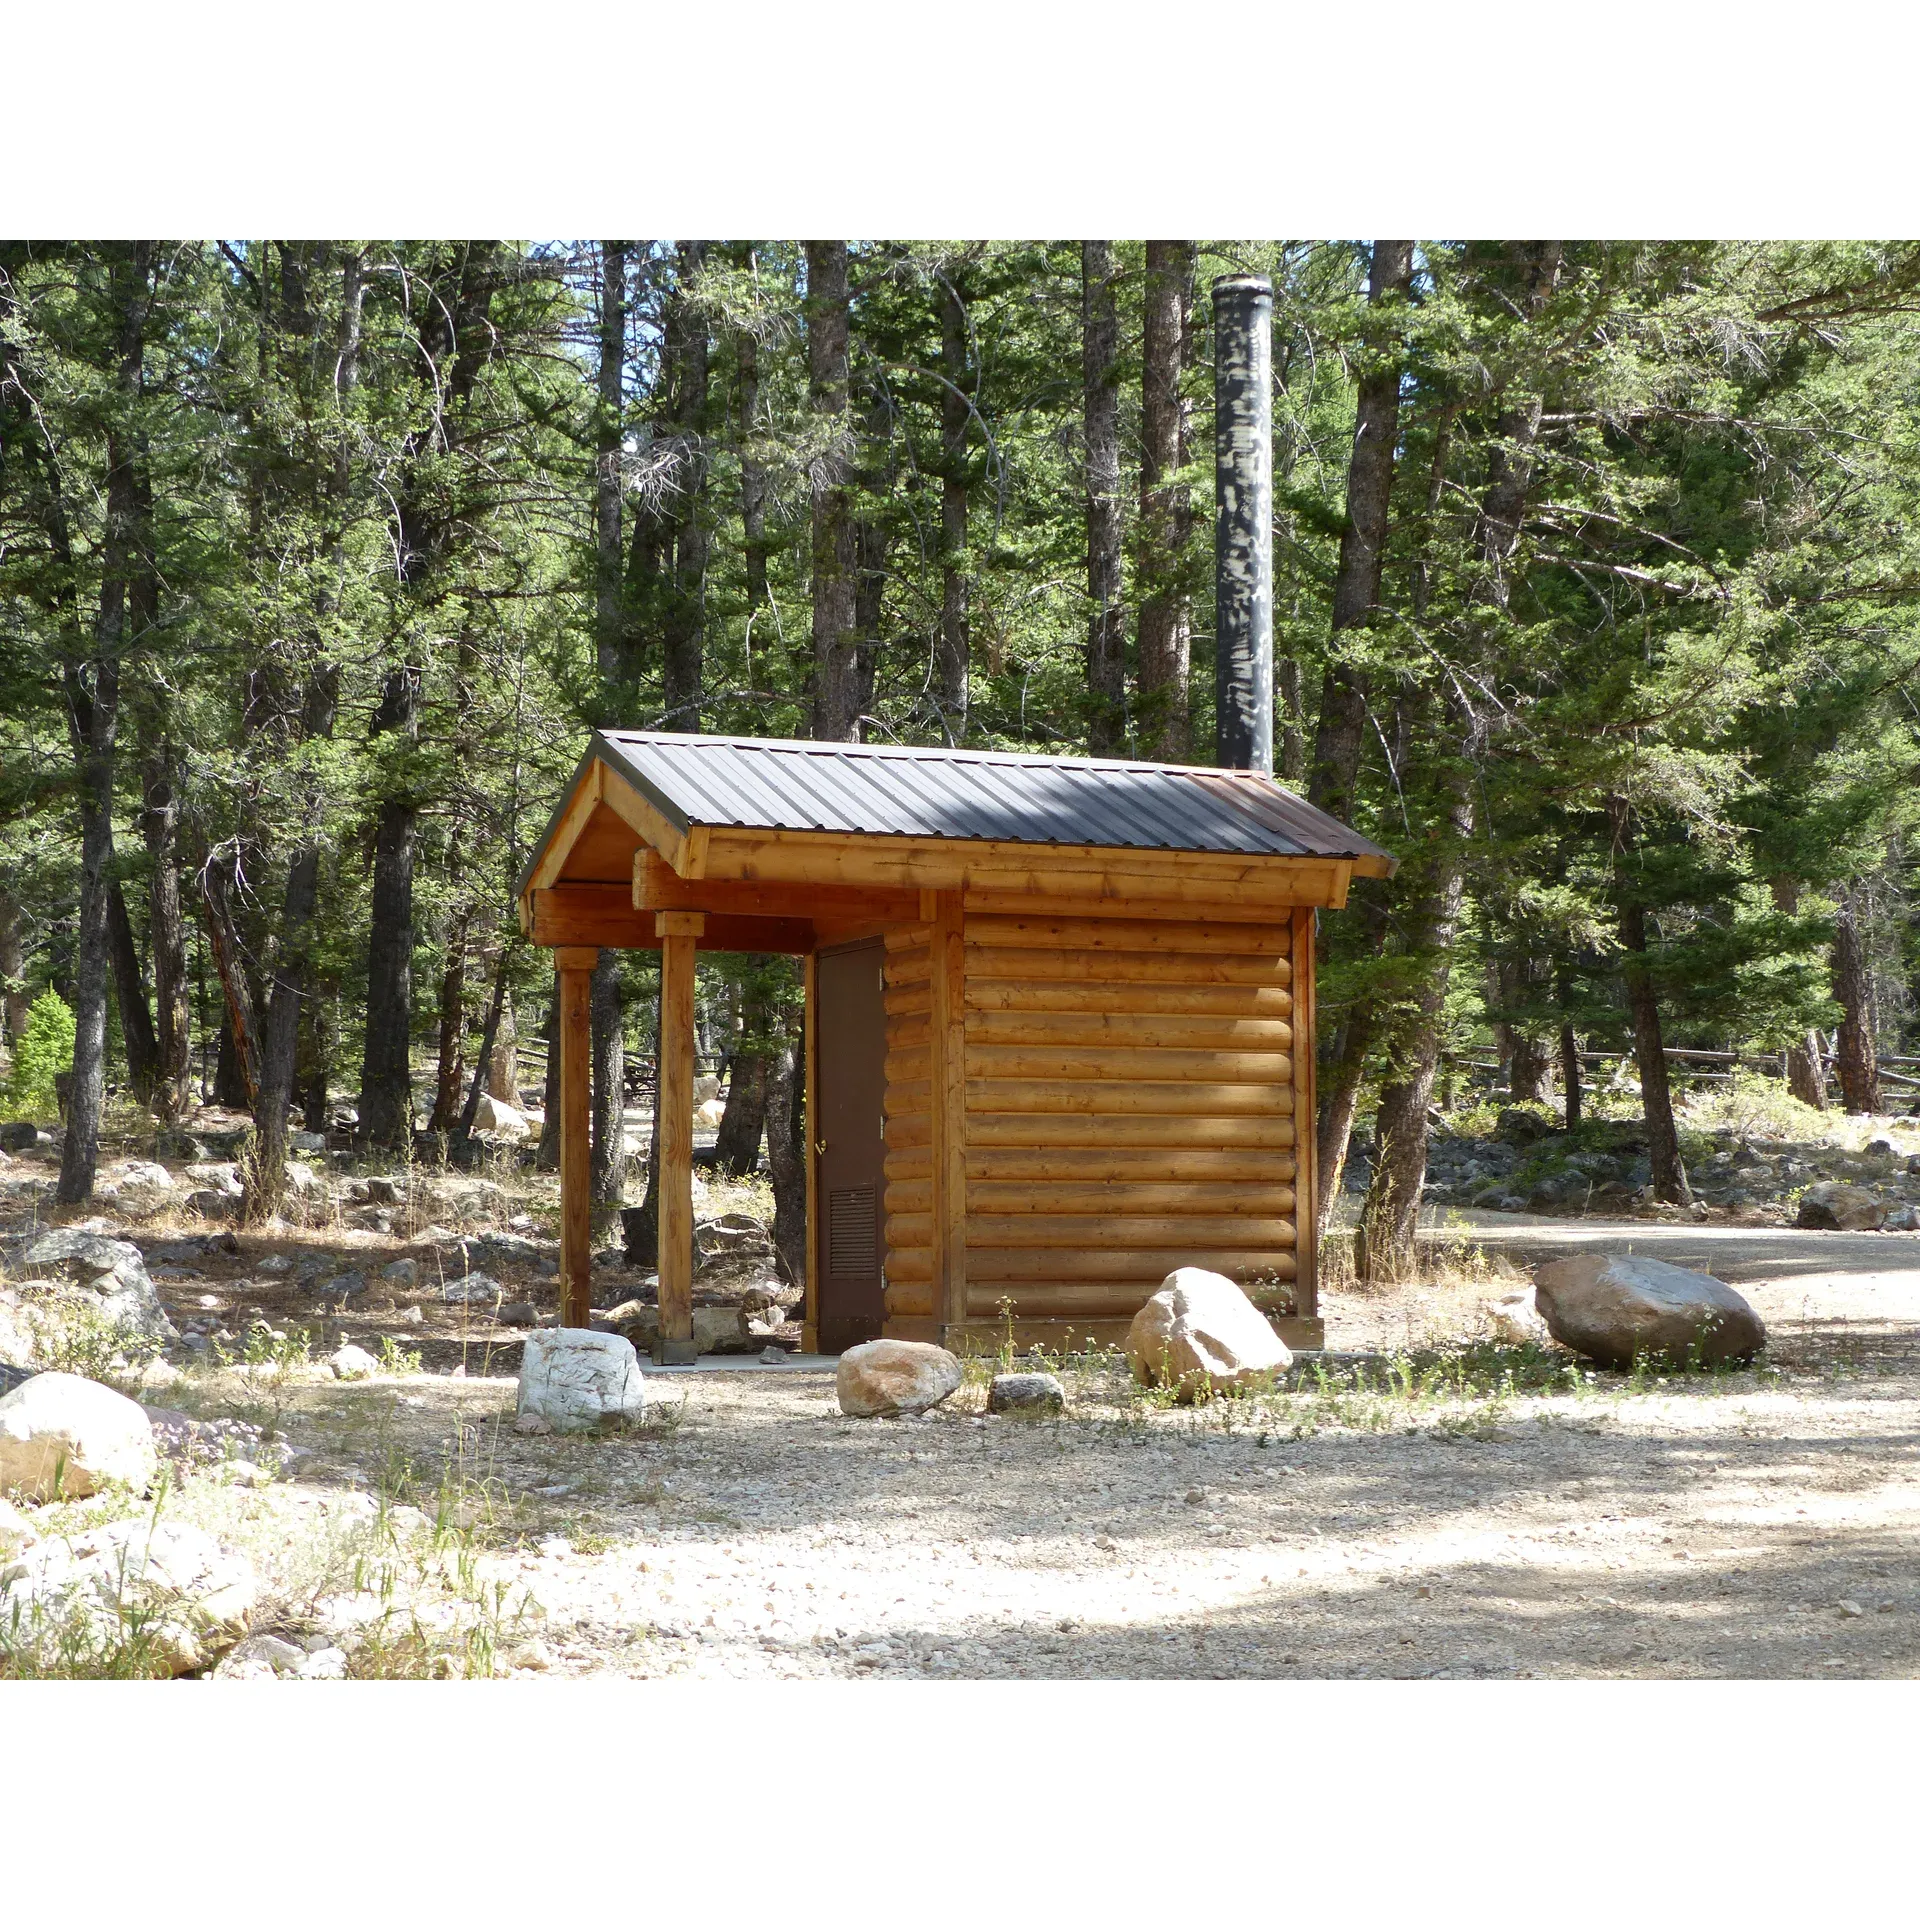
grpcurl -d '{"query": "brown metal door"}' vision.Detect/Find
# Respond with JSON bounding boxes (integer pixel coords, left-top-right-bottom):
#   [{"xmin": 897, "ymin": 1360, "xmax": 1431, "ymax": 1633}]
[{"xmin": 816, "ymin": 939, "xmax": 888, "ymax": 1352}]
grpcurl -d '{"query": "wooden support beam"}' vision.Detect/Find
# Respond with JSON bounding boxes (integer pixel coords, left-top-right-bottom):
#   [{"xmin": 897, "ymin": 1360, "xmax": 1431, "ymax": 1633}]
[
  {"xmin": 929, "ymin": 892, "xmax": 967, "ymax": 1344},
  {"xmin": 801, "ymin": 951, "xmax": 820, "ymax": 1355},
  {"xmin": 656, "ymin": 913, "xmax": 702, "ymax": 1365},
  {"xmin": 555, "ymin": 945, "xmax": 597, "ymax": 1328},
  {"xmin": 529, "ymin": 884, "xmax": 810, "ymax": 953},
  {"xmin": 1290, "ymin": 905, "xmax": 1319, "ymax": 1328},
  {"xmin": 634, "ymin": 850, "xmax": 917, "ymax": 925}
]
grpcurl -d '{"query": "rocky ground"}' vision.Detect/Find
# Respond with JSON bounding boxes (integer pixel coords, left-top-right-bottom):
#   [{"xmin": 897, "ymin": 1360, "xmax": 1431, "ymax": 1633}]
[
  {"xmin": 1348, "ymin": 1101, "xmax": 1920, "ymax": 1232},
  {"xmin": 5, "ymin": 1098, "xmax": 1920, "ymax": 1680}
]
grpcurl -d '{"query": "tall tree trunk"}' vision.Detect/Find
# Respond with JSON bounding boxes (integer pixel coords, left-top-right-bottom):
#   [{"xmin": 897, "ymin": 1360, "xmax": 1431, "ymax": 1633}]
[
  {"xmin": 1307, "ymin": 247, "xmax": 1423, "ymax": 1221},
  {"xmin": 1082, "ymin": 241, "xmax": 1126, "ymax": 755},
  {"xmin": 140, "ymin": 751, "xmax": 191, "ymax": 1121},
  {"xmin": 1136, "ymin": 240, "xmax": 1194, "ymax": 761},
  {"xmin": 936, "ymin": 267, "xmax": 971, "ymax": 741},
  {"xmin": 1830, "ymin": 881, "xmax": 1881, "ymax": 1114},
  {"xmin": 1354, "ymin": 727, "xmax": 1474, "ymax": 1280},
  {"xmin": 663, "ymin": 240, "xmax": 709, "ymax": 730},
  {"xmin": 736, "ymin": 318, "xmax": 769, "ymax": 612},
  {"xmin": 450, "ymin": 939, "xmax": 513, "ymax": 1162},
  {"xmin": 248, "ymin": 662, "xmax": 341, "ymax": 1216},
  {"xmin": 1276, "ymin": 648, "xmax": 1305, "ymax": 783},
  {"xmin": 300, "ymin": 980, "xmax": 332, "ymax": 1133},
  {"xmin": 1352, "ymin": 245, "xmax": 1562, "ymax": 1274},
  {"xmin": 358, "ymin": 664, "xmax": 421, "ymax": 1149},
  {"xmin": 590, "ymin": 948, "xmax": 626, "ymax": 1212},
  {"xmin": 105, "ymin": 878, "xmax": 159, "ymax": 1102},
  {"xmin": 57, "ymin": 242, "xmax": 154, "ymax": 1205},
  {"xmin": 594, "ymin": 241, "xmax": 628, "ymax": 696},
  {"xmin": 428, "ymin": 904, "xmax": 472, "ymax": 1132},
  {"xmin": 715, "ymin": 971, "xmax": 773, "ymax": 1177},
  {"xmin": 806, "ymin": 241, "xmax": 859, "ymax": 741},
  {"xmin": 200, "ymin": 855, "xmax": 259, "ymax": 1110},
  {"xmin": 0, "ymin": 889, "xmax": 25, "ymax": 1062},
  {"xmin": 1560, "ymin": 1021, "xmax": 1583, "ymax": 1132},
  {"xmin": 1307, "ymin": 241, "xmax": 1415, "ymax": 824},
  {"xmin": 1619, "ymin": 898, "xmax": 1692, "ymax": 1203},
  {"xmin": 1767, "ymin": 877, "xmax": 1828, "ymax": 1108},
  {"xmin": 536, "ymin": 991, "xmax": 561, "ymax": 1173},
  {"xmin": 764, "ymin": 1036, "xmax": 807, "ymax": 1287},
  {"xmin": 488, "ymin": 988, "xmax": 519, "ymax": 1103}
]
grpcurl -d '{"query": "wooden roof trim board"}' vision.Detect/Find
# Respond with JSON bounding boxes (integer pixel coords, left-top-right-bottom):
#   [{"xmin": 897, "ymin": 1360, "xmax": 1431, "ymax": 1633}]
[{"xmin": 517, "ymin": 735, "xmax": 1396, "ymax": 921}]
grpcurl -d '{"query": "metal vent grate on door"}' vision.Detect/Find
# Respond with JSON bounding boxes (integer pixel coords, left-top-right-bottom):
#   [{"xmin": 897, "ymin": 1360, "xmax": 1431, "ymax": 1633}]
[{"xmin": 827, "ymin": 1185, "xmax": 879, "ymax": 1280}]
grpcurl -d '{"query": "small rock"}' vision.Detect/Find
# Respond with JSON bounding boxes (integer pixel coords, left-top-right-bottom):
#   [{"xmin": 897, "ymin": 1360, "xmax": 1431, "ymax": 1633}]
[
  {"xmin": 0, "ymin": 1371, "xmax": 158, "ymax": 1501},
  {"xmin": 256, "ymin": 1254, "xmax": 293, "ymax": 1275},
  {"xmin": 0, "ymin": 1122, "xmax": 48, "ymax": 1151},
  {"xmin": 1094, "ymin": 1534, "xmax": 1118, "ymax": 1553},
  {"xmin": 1837, "ymin": 1598, "xmax": 1864, "ymax": 1618},
  {"xmin": 511, "ymin": 1638, "xmax": 556, "ymax": 1671},
  {"xmin": 381, "ymin": 1258, "xmax": 420, "ymax": 1285},
  {"xmin": 516, "ymin": 1327, "xmax": 646, "ymax": 1434},
  {"xmin": 329, "ymin": 1344, "xmax": 379, "ymax": 1381},
  {"xmin": 496, "ymin": 1301, "xmax": 538, "ymax": 1327},
  {"xmin": 758, "ymin": 1345, "xmax": 786, "ymax": 1365},
  {"xmin": 297, "ymin": 1646, "xmax": 349, "ymax": 1680},
  {"xmin": 1487, "ymin": 1288, "xmax": 1552, "ymax": 1346},
  {"xmin": 229, "ymin": 1631, "xmax": 305, "ymax": 1674},
  {"xmin": 988, "ymin": 1372, "xmax": 1065, "ymax": 1416},
  {"xmin": 835, "ymin": 1340, "xmax": 962, "ymax": 1418},
  {"xmin": 396, "ymin": 1305, "xmax": 424, "ymax": 1325},
  {"xmin": 513, "ymin": 1411, "xmax": 554, "ymax": 1436},
  {"xmin": 0, "ymin": 1497, "xmax": 39, "ymax": 1557},
  {"xmin": 1884, "ymin": 1206, "xmax": 1919, "ymax": 1233},
  {"xmin": 1863, "ymin": 1138, "xmax": 1898, "ymax": 1160},
  {"xmin": 290, "ymin": 1130, "xmax": 328, "ymax": 1154},
  {"xmin": 473, "ymin": 1093, "xmax": 530, "ymax": 1142},
  {"xmin": 1184, "ymin": 1487, "xmax": 1207, "ymax": 1506},
  {"xmin": 187, "ymin": 1189, "xmax": 239, "ymax": 1221},
  {"xmin": 365, "ymin": 1176, "xmax": 405, "ymax": 1206},
  {"xmin": 320, "ymin": 1271, "xmax": 367, "ymax": 1299},
  {"xmin": 1123, "ymin": 1268, "xmax": 1291, "ymax": 1402},
  {"xmin": 443, "ymin": 1275, "xmax": 502, "ymax": 1306}
]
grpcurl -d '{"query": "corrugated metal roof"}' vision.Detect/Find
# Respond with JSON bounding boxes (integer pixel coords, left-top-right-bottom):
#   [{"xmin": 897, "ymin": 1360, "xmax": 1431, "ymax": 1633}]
[{"xmin": 589, "ymin": 730, "xmax": 1392, "ymax": 862}]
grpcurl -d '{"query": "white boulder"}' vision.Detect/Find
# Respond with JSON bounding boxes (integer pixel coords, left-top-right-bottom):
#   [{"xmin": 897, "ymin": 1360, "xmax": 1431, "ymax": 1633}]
[
  {"xmin": 1123, "ymin": 1267, "xmax": 1292, "ymax": 1402},
  {"xmin": 1, "ymin": 1519, "xmax": 255, "ymax": 1675},
  {"xmin": 0, "ymin": 1371, "xmax": 158, "ymax": 1501},
  {"xmin": 473, "ymin": 1093, "xmax": 530, "ymax": 1141},
  {"xmin": 110, "ymin": 1160, "xmax": 176, "ymax": 1220},
  {"xmin": 19, "ymin": 1225, "xmax": 175, "ymax": 1341},
  {"xmin": 835, "ymin": 1339, "xmax": 962, "ymax": 1418},
  {"xmin": 1532, "ymin": 1253, "xmax": 1765, "ymax": 1367},
  {"xmin": 329, "ymin": 1344, "xmax": 379, "ymax": 1381},
  {"xmin": 516, "ymin": 1327, "xmax": 647, "ymax": 1434},
  {"xmin": 0, "ymin": 1497, "xmax": 38, "ymax": 1557}
]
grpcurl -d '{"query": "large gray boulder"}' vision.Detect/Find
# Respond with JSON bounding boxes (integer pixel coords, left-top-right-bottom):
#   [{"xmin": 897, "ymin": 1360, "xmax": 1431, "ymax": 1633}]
[
  {"xmin": 18, "ymin": 1224, "xmax": 175, "ymax": 1341},
  {"xmin": 1532, "ymin": 1253, "xmax": 1764, "ymax": 1367},
  {"xmin": 1, "ymin": 1519, "xmax": 255, "ymax": 1675},
  {"xmin": 516, "ymin": 1327, "xmax": 647, "ymax": 1434},
  {"xmin": 0, "ymin": 1371, "xmax": 158, "ymax": 1501},
  {"xmin": 1796, "ymin": 1183, "xmax": 1888, "ymax": 1231},
  {"xmin": 109, "ymin": 1160, "xmax": 176, "ymax": 1221},
  {"xmin": 1123, "ymin": 1267, "xmax": 1291, "ymax": 1402},
  {"xmin": 836, "ymin": 1339, "xmax": 962, "ymax": 1417}
]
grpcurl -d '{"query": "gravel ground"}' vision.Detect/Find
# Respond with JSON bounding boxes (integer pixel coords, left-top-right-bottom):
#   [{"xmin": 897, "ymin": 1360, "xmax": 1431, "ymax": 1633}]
[{"xmin": 225, "ymin": 1302, "xmax": 1920, "ymax": 1681}]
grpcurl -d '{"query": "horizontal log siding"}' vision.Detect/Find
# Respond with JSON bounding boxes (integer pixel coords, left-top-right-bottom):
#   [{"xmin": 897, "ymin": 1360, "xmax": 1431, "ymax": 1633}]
[
  {"xmin": 959, "ymin": 910, "xmax": 1302, "ymax": 1331},
  {"xmin": 882, "ymin": 926, "xmax": 936, "ymax": 1308}
]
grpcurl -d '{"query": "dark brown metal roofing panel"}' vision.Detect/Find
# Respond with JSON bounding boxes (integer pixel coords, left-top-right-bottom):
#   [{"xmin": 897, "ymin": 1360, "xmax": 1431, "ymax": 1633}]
[{"xmin": 592, "ymin": 731, "xmax": 1392, "ymax": 864}]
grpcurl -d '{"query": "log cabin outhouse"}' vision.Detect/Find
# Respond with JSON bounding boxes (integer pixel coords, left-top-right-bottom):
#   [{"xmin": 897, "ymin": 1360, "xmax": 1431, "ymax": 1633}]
[{"xmin": 516, "ymin": 731, "xmax": 1394, "ymax": 1363}]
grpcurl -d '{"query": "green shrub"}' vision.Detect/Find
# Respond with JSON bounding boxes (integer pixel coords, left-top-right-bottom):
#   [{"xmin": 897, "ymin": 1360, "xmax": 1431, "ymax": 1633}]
[{"xmin": 1, "ymin": 987, "xmax": 75, "ymax": 1121}]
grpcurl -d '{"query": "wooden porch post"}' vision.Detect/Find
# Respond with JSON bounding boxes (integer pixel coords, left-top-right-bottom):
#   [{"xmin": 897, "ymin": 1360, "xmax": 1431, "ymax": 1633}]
[
  {"xmin": 655, "ymin": 911, "xmax": 704, "ymax": 1366},
  {"xmin": 555, "ymin": 945, "xmax": 598, "ymax": 1328}
]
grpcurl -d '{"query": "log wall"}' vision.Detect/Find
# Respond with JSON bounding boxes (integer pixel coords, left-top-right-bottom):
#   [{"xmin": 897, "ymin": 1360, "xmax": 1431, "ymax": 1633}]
[{"xmin": 882, "ymin": 905, "xmax": 1309, "ymax": 1346}]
